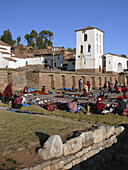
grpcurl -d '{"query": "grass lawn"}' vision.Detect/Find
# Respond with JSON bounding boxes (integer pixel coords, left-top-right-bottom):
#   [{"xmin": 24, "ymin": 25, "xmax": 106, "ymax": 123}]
[{"xmin": 0, "ymin": 99, "xmax": 128, "ymax": 155}]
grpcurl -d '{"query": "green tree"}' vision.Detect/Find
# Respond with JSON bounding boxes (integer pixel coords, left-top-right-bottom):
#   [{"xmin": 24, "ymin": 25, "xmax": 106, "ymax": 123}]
[
  {"xmin": 30, "ymin": 30, "xmax": 38, "ymax": 47},
  {"xmin": 17, "ymin": 36, "xmax": 21, "ymax": 46},
  {"xmin": 36, "ymin": 30, "xmax": 53, "ymax": 49},
  {"xmin": 67, "ymin": 47, "xmax": 73, "ymax": 52},
  {"xmin": 1, "ymin": 29, "xmax": 16, "ymax": 45},
  {"xmin": 24, "ymin": 34, "xmax": 32, "ymax": 46}
]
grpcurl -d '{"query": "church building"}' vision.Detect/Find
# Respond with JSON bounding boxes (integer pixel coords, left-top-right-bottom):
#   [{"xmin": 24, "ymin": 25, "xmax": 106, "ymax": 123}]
[{"xmin": 75, "ymin": 26, "xmax": 128, "ymax": 74}]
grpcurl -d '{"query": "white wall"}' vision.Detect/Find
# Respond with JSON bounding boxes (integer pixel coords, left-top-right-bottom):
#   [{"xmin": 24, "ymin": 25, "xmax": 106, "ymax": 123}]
[
  {"xmin": 105, "ymin": 54, "xmax": 128, "ymax": 73},
  {"xmin": 75, "ymin": 28, "xmax": 104, "ymax": 70}
]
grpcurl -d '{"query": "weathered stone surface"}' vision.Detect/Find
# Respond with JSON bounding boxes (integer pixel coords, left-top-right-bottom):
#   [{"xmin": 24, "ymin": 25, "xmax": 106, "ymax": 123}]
[
  {"xmin": 30, "ymin": 165, "xmax": 41, "ymax": 170},
  {"xmin": 50, "ymin": 160, "xmax": 64, "ymax": 170},
  {"xmin": 80, "ymin": 131, "xmax": 94, "ymax": 147},
  {"xmin": 61, "ymin": 155, "xmax": 76, "ymax": 165},
  {"xmin": 106, "ymin": 126, "xmax": 115, "ymax": 138},
  {"xmin": 40, "ymin": 161, "xmax": 51, "ymax": 169},
  {"xmin": 115, "ymin": 126, "xmax": 124, "ymax": 136},
  {"xmin": 38, "ymin": 135, "xmax": 63, "ymax": 160},
  {"xmin": 63, "ymin": 162, "xmax": 73, "ymax": 169},
  {"xmin": 82, "ymin": 147, "xmax": 89, "ymax": 154},
  {"xmin": 107, "ymin": 135, "xmax": 117, "ymax": 146},
  {"xmin": 43, "ymin": 166, "xmax": 50, "ymax": 170},
  {"xmin": 72, "ymin": 157, "xmax": 81, "ymax": 166},
  {"xmin": 63, "ymin": 136, "xmax": 82, "ymax": 156},
  {"xmin": 80, "ymin": 153, "xmax": 89, "ymax": 161},
  {"xmin": 92, "ymin": 126, "xmax": 106, "ymax": 143},
  {"xmin": 75, "ymin": 150, "xmax": 83, "ymax": 158}
]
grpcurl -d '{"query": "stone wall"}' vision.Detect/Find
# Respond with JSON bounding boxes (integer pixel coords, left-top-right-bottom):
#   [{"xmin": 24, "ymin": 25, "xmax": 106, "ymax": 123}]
[
  {"xmin": 21, "ymin": 125, "xmax": 125, "ymax": 170},
  {"xmin": 0, "ymin": 68, "xmax": 121, "ymax": 91},
  {"xmin": 0, "ymin": 69, "xmax": 27, "ymax": 91}
]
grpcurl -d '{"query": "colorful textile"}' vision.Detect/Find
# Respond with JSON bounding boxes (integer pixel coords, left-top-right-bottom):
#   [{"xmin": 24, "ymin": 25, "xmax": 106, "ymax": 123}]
[
  {"xmin": 68, "ymin": 102, "xmax": 78, "ymax": 111},
  {"xmin": 47, "ymin": 104, "xmax": 57, "ymax": 111}
]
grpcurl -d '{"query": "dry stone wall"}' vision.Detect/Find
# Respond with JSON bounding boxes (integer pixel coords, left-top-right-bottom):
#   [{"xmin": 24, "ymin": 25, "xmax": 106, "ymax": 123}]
[{"xmin": 20, "ymin": 125, "xmax": 125, "ymax": 170}]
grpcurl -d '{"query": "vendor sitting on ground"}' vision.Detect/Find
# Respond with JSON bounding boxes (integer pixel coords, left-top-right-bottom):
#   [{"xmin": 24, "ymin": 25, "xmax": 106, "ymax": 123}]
[
  {"xmin": 41, "ymin": 86, "xmax": 46, "ymax": 93},
  {"xmin": 95, "ymin": 97, "xmax": 106, "ymax": 114},
  {"xmin": 113, "ymin": 98, "xmax": 126, "ymax": 115},
  {"xmin": 3, "ymin": 82, "xmax": 13, "ymax": 104},
  {"xmin": 123, "ymin": 91, "xmax": 128, "ymax": 99},
  {"xmin": 23, "ymin": 87, "xmax": 28, "ymax": 94},
  {"xmin": 81, "ymin": 88, "xmax": 88, "ymax": 97},
  {"xmin": 12, "ymin": 92, "xmax": 22, "ymax": 109}
]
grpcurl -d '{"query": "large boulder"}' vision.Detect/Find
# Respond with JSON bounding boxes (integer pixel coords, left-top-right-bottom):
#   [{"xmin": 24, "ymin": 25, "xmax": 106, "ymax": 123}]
[{"xmin": 38, "ymin": 135, "xmax": 63, "ymax": 160}]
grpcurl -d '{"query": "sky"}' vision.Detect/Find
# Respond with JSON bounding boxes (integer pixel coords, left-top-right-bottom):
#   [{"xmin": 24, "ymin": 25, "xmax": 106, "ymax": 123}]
[{"xmin": 0, "ymin": 0, "xmax": 128, "ymax": 55}]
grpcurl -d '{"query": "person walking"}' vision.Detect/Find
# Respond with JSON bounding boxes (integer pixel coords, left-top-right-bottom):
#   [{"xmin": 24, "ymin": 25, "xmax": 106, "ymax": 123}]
[{"xmin": 77, "ymin": 79, "xmax": 82, "ymax": 92}]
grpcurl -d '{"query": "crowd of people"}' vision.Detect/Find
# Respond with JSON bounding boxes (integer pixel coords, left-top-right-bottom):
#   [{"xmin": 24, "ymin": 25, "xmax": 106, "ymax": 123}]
[{"xmin": 0, "ymin": 80, "xmax": 127, "ymax": 116}]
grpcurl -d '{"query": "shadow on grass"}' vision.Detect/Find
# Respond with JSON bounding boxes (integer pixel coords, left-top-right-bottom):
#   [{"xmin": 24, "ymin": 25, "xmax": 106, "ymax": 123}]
[{"xmin": 35, "ymin": 131, "xmax": 50, "ymax": 153}]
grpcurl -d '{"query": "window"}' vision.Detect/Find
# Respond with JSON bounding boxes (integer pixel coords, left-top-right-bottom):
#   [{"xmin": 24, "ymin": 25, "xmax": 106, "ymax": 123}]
[
  {"xmin": 88, "ymin": 44, "xmax": 91, "ymax": 52},
  {"xmin": 84, "ymin": 34, "xmax": 87, "ymax": 41},
  {"xmin": 97, "ymin": 44, "xmax": 98, "ymax": 53},
  {"xmin": 109, "ymin": 61, "xmax": 110, "ymax": 64},
  {"xmin": 80, "ymin": 45, "xmax": 83, "ymax": 53},
  {"xmin": 96, "ymin": 33, "xmax": 98, "ymax": 41},
  {"xmin": 99, "ymin": 35, "xmax": 101, "ymax": 42},
  {"xmin": 100, "ymin": 46, "xmax": 101, "ymax": 53}
]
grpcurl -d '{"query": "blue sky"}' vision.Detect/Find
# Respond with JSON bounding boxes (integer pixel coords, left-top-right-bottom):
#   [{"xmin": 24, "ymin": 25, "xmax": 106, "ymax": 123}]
[{"xmin": 0, "ymin": 0, "xmax": 128, "ymax": 55}]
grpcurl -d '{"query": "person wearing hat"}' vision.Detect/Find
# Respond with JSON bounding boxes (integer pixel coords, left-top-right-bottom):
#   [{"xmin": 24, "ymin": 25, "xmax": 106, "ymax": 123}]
[{"xmin": 95, "ymin": 97, "xmax": 106, "ymax": 114}]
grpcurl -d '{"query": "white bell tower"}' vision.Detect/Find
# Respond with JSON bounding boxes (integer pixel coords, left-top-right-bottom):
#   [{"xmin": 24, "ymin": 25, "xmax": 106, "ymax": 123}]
[{"xmin": 75, "ymin": 26, "xmax": 104, "ymax": 73}]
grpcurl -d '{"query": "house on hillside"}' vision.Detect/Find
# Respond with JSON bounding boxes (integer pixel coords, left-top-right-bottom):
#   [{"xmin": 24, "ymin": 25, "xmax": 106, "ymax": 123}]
[
  {"xmin": 0, "ymin": 41, "xmax": 63, "ymax": 69},
  {"xmin": 75, "ymin": 25, "xmax": 128, "ymax": 73}
]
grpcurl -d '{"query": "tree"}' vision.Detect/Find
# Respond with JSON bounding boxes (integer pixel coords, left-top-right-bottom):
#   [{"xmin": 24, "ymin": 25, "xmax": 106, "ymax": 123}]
[
  {"xmin": 30, "ymin": 30, "xmax": 38, "ymax": 47},
  {"xmin": 36, "ymin": 30, "xmax": 53, "ymax": 49},
  {"xmin": 67, "ymin": 47, "xmax": 73, "ymax": 52},
  {"xmin": 17, "ymin": 36, "xmax": 21, "ymax": 46},
  {"xmin": 1, "ymin": 29, "xmax": 16, "ymax": 46},
  {"xmin": 24, "ymin": 34, "xmax": 32, "ymax": 46}
]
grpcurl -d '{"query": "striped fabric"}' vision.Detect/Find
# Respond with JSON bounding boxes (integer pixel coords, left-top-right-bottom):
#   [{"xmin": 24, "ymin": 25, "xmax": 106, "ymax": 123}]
[{"xmin": 68, "ymin": 102, "xmax": 78, "ymax": 111}]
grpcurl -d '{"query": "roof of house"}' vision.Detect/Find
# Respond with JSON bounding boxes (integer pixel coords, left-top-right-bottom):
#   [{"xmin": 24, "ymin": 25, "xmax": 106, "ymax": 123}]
[
  {"xmin": 3, "ymin": 57, "xmax": 17, "ymax": 62},
  {"xmin": 0, "ymin": 47, "xmax": 7, "ymax": 50},
  {"xmin": 105, "ymin": 52, "xmax": 128, "ymax": 58},
  {"xmin": 0, "ymin": 40, "xmax": 10, "ymax": 47},
  {"xmin": 0, "ymin": 51, "xmax": 10, "ymax": 55},
  {"xmin": 75, "ymin": 25, "xmax": 104, "ymax": 33}
]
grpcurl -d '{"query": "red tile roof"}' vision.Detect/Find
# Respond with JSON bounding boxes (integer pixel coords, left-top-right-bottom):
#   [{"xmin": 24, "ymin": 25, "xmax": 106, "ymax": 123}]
[
  {"xmin": 75, "ymin": 25, "xmax": 104, "ymax": 33},
  {"xmin": 3, "ymin": 57, "xmax": 17, "ymax": 62}
]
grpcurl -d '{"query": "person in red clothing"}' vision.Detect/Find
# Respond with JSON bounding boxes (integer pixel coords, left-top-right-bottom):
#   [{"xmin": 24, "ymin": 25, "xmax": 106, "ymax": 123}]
[
  {"xmin": 12, "ymin": 93, "xmax": 22, "ymax": 109},
  {"xmin": 123, "ymin": 91, "xmax": 128, "ymax": 99},
  {"xmin": 3, "ymin": 82, "xmax": 13, "ymax": 103},
  {"xmin": 83, "ymin": 88, "xmax": 88, "ymax": 96},
  {"xmin": 95, "ymin": 97, "xmax": 106, "ymax": 114},
  {"xmin": 23, "ymin": 87, "xmax": 28, "ymax": 94},
  {"xmin": 41, "ymin": 86, "xmax": 46, "ymax": 93},
  {"xmin": 87, "ymin": 81, "xmax": 91, "ymax": 92}
]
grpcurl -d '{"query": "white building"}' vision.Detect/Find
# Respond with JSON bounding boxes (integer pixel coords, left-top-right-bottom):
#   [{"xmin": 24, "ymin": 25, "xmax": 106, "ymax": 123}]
[
  {"xmin": 0, "ymin": 40, "xmax": 63, "ymax": 69},
  {"xmin": 75, "ymin": 25, "xmax": 128, "ymax": 73}
]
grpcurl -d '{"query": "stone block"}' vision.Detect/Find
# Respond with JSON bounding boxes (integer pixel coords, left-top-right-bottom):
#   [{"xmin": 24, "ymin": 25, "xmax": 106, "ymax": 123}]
[
  {"xmin": 61, "ymin": 155, "xmax": 76, "ymax": 165},
  {"xmin": 63, "ymin": 136, "xmax": 82, "ymax": 156},
  {"xmin": 40, "ymin": 161, "xmax": 51, "ymax": 169},
  {"xmin": 72, "ymin": 157, "xmax": 81, "ymax": 166},
  {"xmin": 80, "ymin": 131, "xmax": 94, "ymax": 147},
  {"xmin": 92, "ymin": 126, "xmax": 106, "ymax": 143},
  {"xmin": 63, "ymin": 162, "xmax": 72, "ymax": 169},
  {"xmin": 115, "ymin": 126, "xmax": 124, "ymax": 136},
  {"xmin": 80, "ymin": 153, "xmax": 89, "ymax": 161},
  {"xmin": 38, "ymin": 135, "xmax": 63, "ymax": 160},
  {"xmin": 107, "ymin": 135, "xmax": 117, "ymax": 146},
  {"xmin": 50, "ymin": 160, "xmax": 64, "ymax": 170},
  {"xmin": 106, "ymin": 126, "xmax": 115, "ymax": 138}
]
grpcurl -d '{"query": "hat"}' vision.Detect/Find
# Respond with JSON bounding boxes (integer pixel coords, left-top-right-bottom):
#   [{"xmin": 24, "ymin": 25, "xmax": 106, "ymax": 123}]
[{"xmin": 97, "ymin": 98, "xmax": 102, "ymax": 102}]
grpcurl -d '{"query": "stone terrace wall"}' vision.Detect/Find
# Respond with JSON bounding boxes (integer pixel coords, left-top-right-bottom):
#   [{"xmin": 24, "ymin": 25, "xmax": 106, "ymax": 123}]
[
  {"xmin": 37, "ymin": 70, "xmax": 117, "ymax": 90},
  {"xmin": 21, "ymin": 125, "xmax": 124, "ymax": 170},
  {"xmin": 0, "ymin": 69, "xmax": 27, "ymax": 91},
  {"xmin": 0, "ymin": 68, "xmax": 119, "ymax": 91}
]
